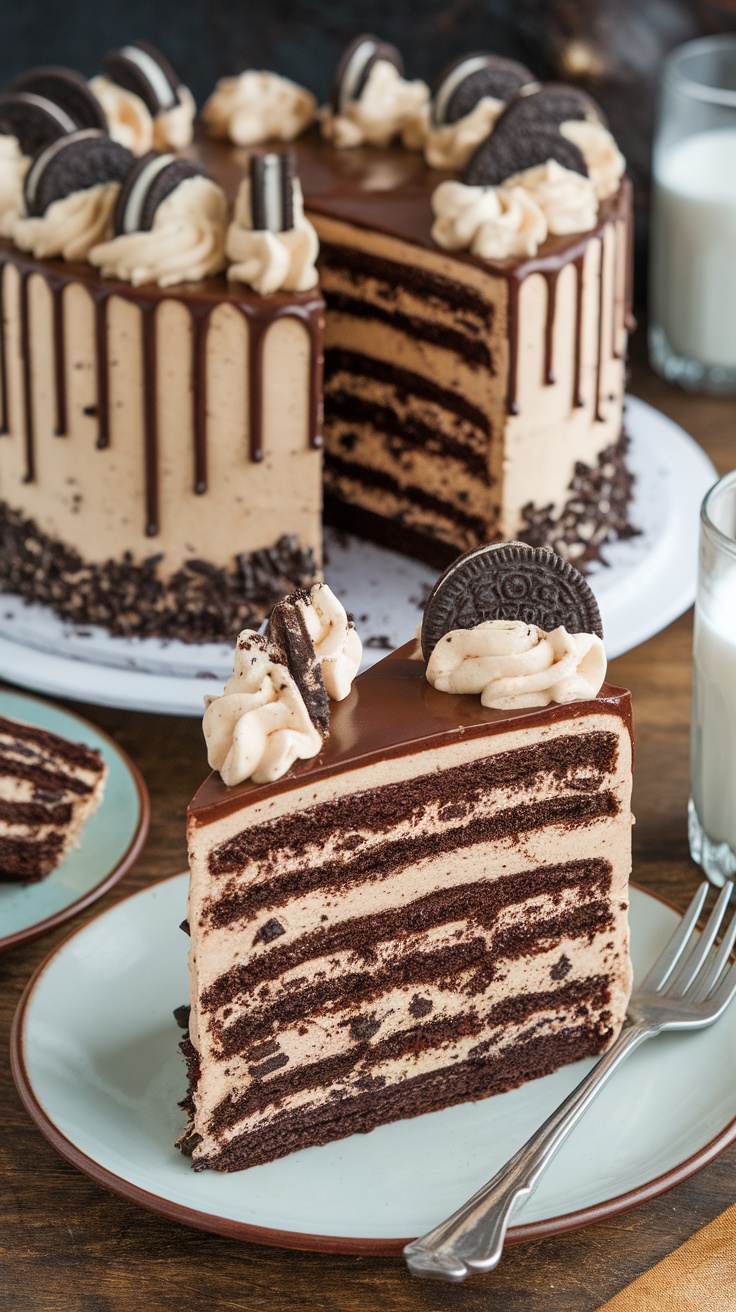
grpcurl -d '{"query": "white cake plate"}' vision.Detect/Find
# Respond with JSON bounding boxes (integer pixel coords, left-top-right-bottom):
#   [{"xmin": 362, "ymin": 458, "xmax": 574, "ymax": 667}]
[{"xmin": 0, "ymin": 396, "xmax": 716, "ymax": 716}]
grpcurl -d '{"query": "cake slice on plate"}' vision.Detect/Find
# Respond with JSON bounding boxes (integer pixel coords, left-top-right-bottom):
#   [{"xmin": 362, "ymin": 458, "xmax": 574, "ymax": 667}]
[{"xmin": 180, "ymin": 544, "xmax": 633, "ymax": 1170}]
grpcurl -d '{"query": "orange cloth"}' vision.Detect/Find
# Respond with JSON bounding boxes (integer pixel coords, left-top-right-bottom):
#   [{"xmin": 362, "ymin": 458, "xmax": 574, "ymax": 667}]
[{"xmin": 596, "ymin": 1204, "xmax": 736, "ymax": 1310}]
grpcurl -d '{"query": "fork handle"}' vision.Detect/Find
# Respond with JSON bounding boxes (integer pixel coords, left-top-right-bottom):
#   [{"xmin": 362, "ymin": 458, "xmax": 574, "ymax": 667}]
[{"xmin": 404, "ymin": 1020, "xmax": 651, "ymax": 1282}]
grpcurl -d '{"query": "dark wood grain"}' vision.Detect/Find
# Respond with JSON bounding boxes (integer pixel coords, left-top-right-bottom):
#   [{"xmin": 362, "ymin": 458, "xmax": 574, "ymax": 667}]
[{"xmin": 1, "ymin": 329, "xmax": 735, "ymax": 1312}]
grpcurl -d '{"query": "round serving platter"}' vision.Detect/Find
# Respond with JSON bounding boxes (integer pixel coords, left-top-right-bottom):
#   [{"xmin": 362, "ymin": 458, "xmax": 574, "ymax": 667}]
[
  {"xmin": 0, "ymin": 689, "xmax": 149, "ymax": 951},
  {"xmin": 11, "ymin": 875, "xmax": 736, "ymax": 1253},
  {"xmin": 0, "ymin": 396, "xmax": 717, "ymax": 716}
]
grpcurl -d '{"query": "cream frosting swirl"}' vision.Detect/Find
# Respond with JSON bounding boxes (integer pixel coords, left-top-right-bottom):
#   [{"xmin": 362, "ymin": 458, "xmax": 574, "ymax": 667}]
[
  {"xmin": 560, "ymin": 119, "xmax": 625, "ymax": 201},
  {"xmin": 202, "ymin": 71, "xmax": 317, "ymax": 146},
  {"xmin": 13, "ymin": 181, "xmax": 119, "ymax": 260},
  {"xmin": 423, "ymin": 96, "xmax": 505, "ymax": 170},
  {"xmin": 425, "ymin": 618, "xmax": 606, "ymax": 710},
  {"xmin": 152, "ymin": 84, "xmax": 196, "ymax": 150},
  {"xmin": 0, "ymin": 135, "xmax": 29, "ymax": 237},
  {"xmin": 203, "ymin": 633, "xmax": 322, "ymax": 786},
  {"xmin": 296, "ymin": 583, "xmax": 362, "ymax": 701},
  {"xmin": 321, "ymin": 60, "xmax": 430, "ymax": 149},
  {"xmin": 89, "ymin": 175, "xmax": 227, "ymax": 288},
  {"xmin": 502, "ymin": 159, "xmax": 598, "ymax": 235},
  {"xmin": 226, "ymin": 177, "xmax": 319, "ymax": 294},
  {"xmin": 431, "ymin": 180, "xmax": 547, "ymax": 259},
  {"xmin": 89, "ymin": 75, "xmax": 154, "ymax": 155}
]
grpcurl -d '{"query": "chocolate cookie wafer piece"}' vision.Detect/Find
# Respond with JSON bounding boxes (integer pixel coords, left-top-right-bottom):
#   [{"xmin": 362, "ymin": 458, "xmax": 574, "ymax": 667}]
[
  {"xmin": 103, "ymin": 40, "xmax": 182, "ymax": 115},
  {"xmin": 9, "ymin": 66, "xmax": 107, "ymax": 132},
  {"xmin": 421, "ymin": 542, "xmax": 603, "ymax": 661},
  {"xmin": 465, "ymin": 122, "xmax": 587, "ymax": 186},
  {"xmin": 431, "ymin": 52, "xmax": 535, "ymax": 126},
  {"xmin": 249, "ymin": 151, "xmax": 295, "ymax": 232},
  {"xmin": 331, "ymin": 33, "xmax": 403, "ymax": 113},
  {"xmin": 496, "ymin": 82, "xmax": 606, "ymax": 133},
  {"xmin": 266, "ymin": 590, "xmax": 330, "ymax": 737},
  {"xmin": 23, "ymin": 129, "xmax": 134, "ymax": 217},
  {"xmin": 113, "ymin": 152, "xmax": 205, "ymax": 234},
  {"xmin": 0, "ymin": 91, "xmax": 77, "ymax": 156}
]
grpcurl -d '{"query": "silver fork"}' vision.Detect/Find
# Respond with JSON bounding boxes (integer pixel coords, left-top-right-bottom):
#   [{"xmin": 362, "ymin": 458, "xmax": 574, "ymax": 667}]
[{"xmin": 404, "ymin": 881, "xmax": 736, "ymax": 1283}]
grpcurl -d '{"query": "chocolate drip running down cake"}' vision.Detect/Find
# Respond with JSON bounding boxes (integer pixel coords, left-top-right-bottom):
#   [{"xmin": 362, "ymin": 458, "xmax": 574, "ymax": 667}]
[
  {"xmin": 0, "ymin": 38, "xmax": 635, "ymax": 644},
  {"xmin": 180, "ymin": 545, "xmax": 633, "ymax": 1171},
  {"xmin": 0, "ymin": 713, "xmax": 106, "ymax": 881}
]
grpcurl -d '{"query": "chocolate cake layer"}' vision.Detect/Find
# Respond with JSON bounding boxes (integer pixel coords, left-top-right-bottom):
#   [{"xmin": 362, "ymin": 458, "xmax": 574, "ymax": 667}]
[
  {"xmin": 183, "ymin": 646, "xmax": 633, "ymax": 1171},
  {"xmin": 0, "ymin": 712, "xmax": 107, "ymax": 881}
]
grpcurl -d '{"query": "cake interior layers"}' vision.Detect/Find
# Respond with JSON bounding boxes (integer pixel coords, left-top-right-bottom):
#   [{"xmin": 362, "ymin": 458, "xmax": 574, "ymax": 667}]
[
  {"xmin": 0, "ymin": 713, "xmax": 107, "ymax": 881},
  {"xmin": 184, "ymin": 650, "xmax": 633, "ymax": 1170},
  {"xmin": 0, "ymin": 244, "xmax": 324, "ymax": 640}
]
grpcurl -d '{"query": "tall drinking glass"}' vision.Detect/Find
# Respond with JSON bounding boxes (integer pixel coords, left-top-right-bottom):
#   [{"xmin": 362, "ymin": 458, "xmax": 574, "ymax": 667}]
[
  {"xmin": 650, "ymin": 36, "xmax": 736, "ymax": 393},
  {"xmin": 690, "ymin": 472, "xmax": 736, "ymax": 885}
]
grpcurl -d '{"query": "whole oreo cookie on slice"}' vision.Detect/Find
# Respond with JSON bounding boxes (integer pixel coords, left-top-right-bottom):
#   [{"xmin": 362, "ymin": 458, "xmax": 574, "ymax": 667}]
[
  {"xmin": 266, "ymin": 590, "xmax": 330, "ymax": 738},
  {"xmin": 431, "ymin": 52, "xmax": 535, "ymax": 126},
  {"xmin": 331, "ymin": 33, "xmax": 403, "ymax": 113},
  {"xmin": 249, "ymin": 152, "xmax": 295, "ymax": 232},
  {"xmin": 464, "ymin": 123, "xmax": 587, "ymax": 186},
  {"xmin": 103, "ymin": 41, "xmax": 182, "ymax": 115},
  {"xmin": 0, "ymin": 91, "xmax": 77, "ymax": 155},
  {"xmin": 9, "ymin": 66, "xmax": 107, "ymax": 132},
  {"xmin": 421, "ymin": 542, "xmax": 603, "ymax": 662},
  {"xmin": 113, "ymin": 152, "xmax": 205, "ymax": 235},
  {"xmin": 23, "ymin": 129, "xmax": 134, "ymax": 217}
]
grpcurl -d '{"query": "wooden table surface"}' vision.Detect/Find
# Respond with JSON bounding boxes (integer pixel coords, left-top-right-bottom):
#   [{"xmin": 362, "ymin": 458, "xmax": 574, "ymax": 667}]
[{"xmin": 2, "ymin": 336, "xmax": 735, "ymax": 1312}]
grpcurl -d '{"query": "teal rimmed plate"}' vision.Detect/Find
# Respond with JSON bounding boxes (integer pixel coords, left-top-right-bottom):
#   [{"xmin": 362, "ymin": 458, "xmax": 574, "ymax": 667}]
[{"xmin": 0, "ymin": 689, "xmax": 149, "ymax": 951}]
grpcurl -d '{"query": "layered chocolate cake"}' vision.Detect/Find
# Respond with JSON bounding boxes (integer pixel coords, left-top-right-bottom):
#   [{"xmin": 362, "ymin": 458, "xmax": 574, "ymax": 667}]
[
  {"xmin": 180, "ymin": 544, "xmax": 633, "ymax": 1171},
  {"xmin": 0, "ymin": 37, "xmax": 635, "ymax": 643},
  {"xmin": 0, "ymin": 712, "xmax": 106, "ymax": 881}
]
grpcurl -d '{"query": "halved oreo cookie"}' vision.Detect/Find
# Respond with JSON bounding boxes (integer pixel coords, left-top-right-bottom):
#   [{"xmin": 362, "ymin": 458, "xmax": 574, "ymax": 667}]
[
  {"xmin": 464, "ymin": 123, "xmax": 587, "ymax": 186},
  {"xmin": 249, "ymin": 152, "xmax": 295, "ymax": 232},
  {"xmin": 113, "ymin": 152, "xmax": 205, "ymax": 235},
  {"xmin": 266, "ymin": 590, "xmax": 330, "ymax": 738},
  {"xmin": 8, "ymin": 66, "xmax": 107, "ymax": 132},
  {"xmin": 23, "ymin": 129, "xmax": 134, "ymax": 217},
  {"xmin": 331, "ymin": 34, "xmax": 403, "ymax": 113},
  {"xmin": 421, "ymin": 542, "xmax": 603, "ymax": 662},
  {"xmin": 0, "ymin": 90, "xmax": 77, "ymax": 155},
  {"xmin": 431, "ymin": 52, "xmax": 535, "ymax": 127},
  {"xmin": 103, "ymin": 41, "xmax": 182, "ymax": 116}
]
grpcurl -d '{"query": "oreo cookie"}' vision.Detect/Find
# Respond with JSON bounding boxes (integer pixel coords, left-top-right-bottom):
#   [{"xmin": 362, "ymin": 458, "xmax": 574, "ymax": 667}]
[
  {"xmin": 421, "ymin": 542, "xmax": 603, "ymax": 662},
  {"xmin": 113, "ymin": 152, "xmax": 205, "ymax": 235},
  {"xmin": 249, "ymin": 152, "xmax": 295, "ymax": 232},
  {"xmin": 496, "ymin": 83, "xmax": 605, "ymax": 134},
  {"xmin": 0, "ymin": 90, "xmax": 77, "ymax": 155},
  {"xmin": 331, "ymin": 34, "xmax": 403, "ymax": 113},
  {"xmin": 431, "ymin": 53, "xmax": 535, "ymax": 127},
  {"xmin": 8, "ymin": 67, "xmax": 107, "ymax": 133},
  {"xmin": 464, "ymin": 123, "xmax": 587, "ymax": 186},
  {"xmin": 266, "ymin": 590, "xmax": 330, "ymax": 738},
  {"xmin": 23, "ymin": 129, "xmax": 134, "ymax": 217},
  {"xmin": 103, "ymin": 41, "xmax": 183, "ymax": 116}
]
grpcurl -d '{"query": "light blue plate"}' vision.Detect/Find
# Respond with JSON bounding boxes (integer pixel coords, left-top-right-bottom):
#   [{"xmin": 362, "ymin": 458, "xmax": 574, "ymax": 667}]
[
  {"xmin": 11, "ymin": 879, "xmax": 736, "ymax": 1252},
  {"xmin": 0, "ymin": 689, "xmax": 149, "ymax": 950}
]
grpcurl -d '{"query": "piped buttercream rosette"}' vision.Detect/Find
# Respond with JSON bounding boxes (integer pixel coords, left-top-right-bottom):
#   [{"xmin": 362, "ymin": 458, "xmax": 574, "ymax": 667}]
[
  {"xmin": 321, "ymin": 34, "xmax": 429, "ymax": 149},
  {"xmin": 226, "ymin": 151, "xmax": 319, "ymax": 296}
]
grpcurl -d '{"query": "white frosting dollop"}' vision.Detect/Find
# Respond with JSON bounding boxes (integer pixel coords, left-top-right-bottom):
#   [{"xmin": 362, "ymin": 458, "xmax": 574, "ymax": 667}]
[
  {"xmin": 503, "ymin": 159, "xmax": 599, "ymax": 235},
  {"xmin": 226, "ymin": 176, "xmax": 319, "ymax": 294},
  {"xmin": 152, "ymin": 84, "xmax": 196, "ymax": 150},
  {"xmin": 89, "ymin": 175, "xmax": 227, "ymax": 288},
  {"xmin": 560, "ymin": 119, "xmax": 625, "ymax": 201},
  {"xmin": 321, "ymin": 60, "xmax": 430, "ymax": 149},
  {"xmin": 203, "ymin": 633, "xmax": 323, "ymax": 787},
  {"xmin": 0, "ymin": 135, "xmax": 29, "ymax": 237},
  {"xmin": 13, "ymin": 182, "xmax": 119, "ymax": 261},
  {"xmin": 425, "ymin": 618, "xmax": 606, "ymax": 710},
  {"xmin": 423, "ymin": 97, "xmax": 505, "ymax": 170},
  {"xmin": 431, "ymin": 180, "xmax": 547, "ymax": 259},
  {"xmin": 202, "ymin": 71, "xmax": 317, "ymax": 146},
  {"xmin": 89, "ymin": 75, "xmax": 154, "ymax": 155},
  {"xmin": 297, "ymin": 583, "xmax": 362, "ymax": 701}
]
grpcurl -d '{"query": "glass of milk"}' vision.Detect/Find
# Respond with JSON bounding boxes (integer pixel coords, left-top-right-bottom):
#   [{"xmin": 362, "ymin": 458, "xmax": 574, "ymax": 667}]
[
  {"xmin": 690, "ymin": 471, "xmax": 736, "ymax": 884},
  {"xmin": 650, "ymin": 36, "xmax": 736, "ymax": 393}
]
